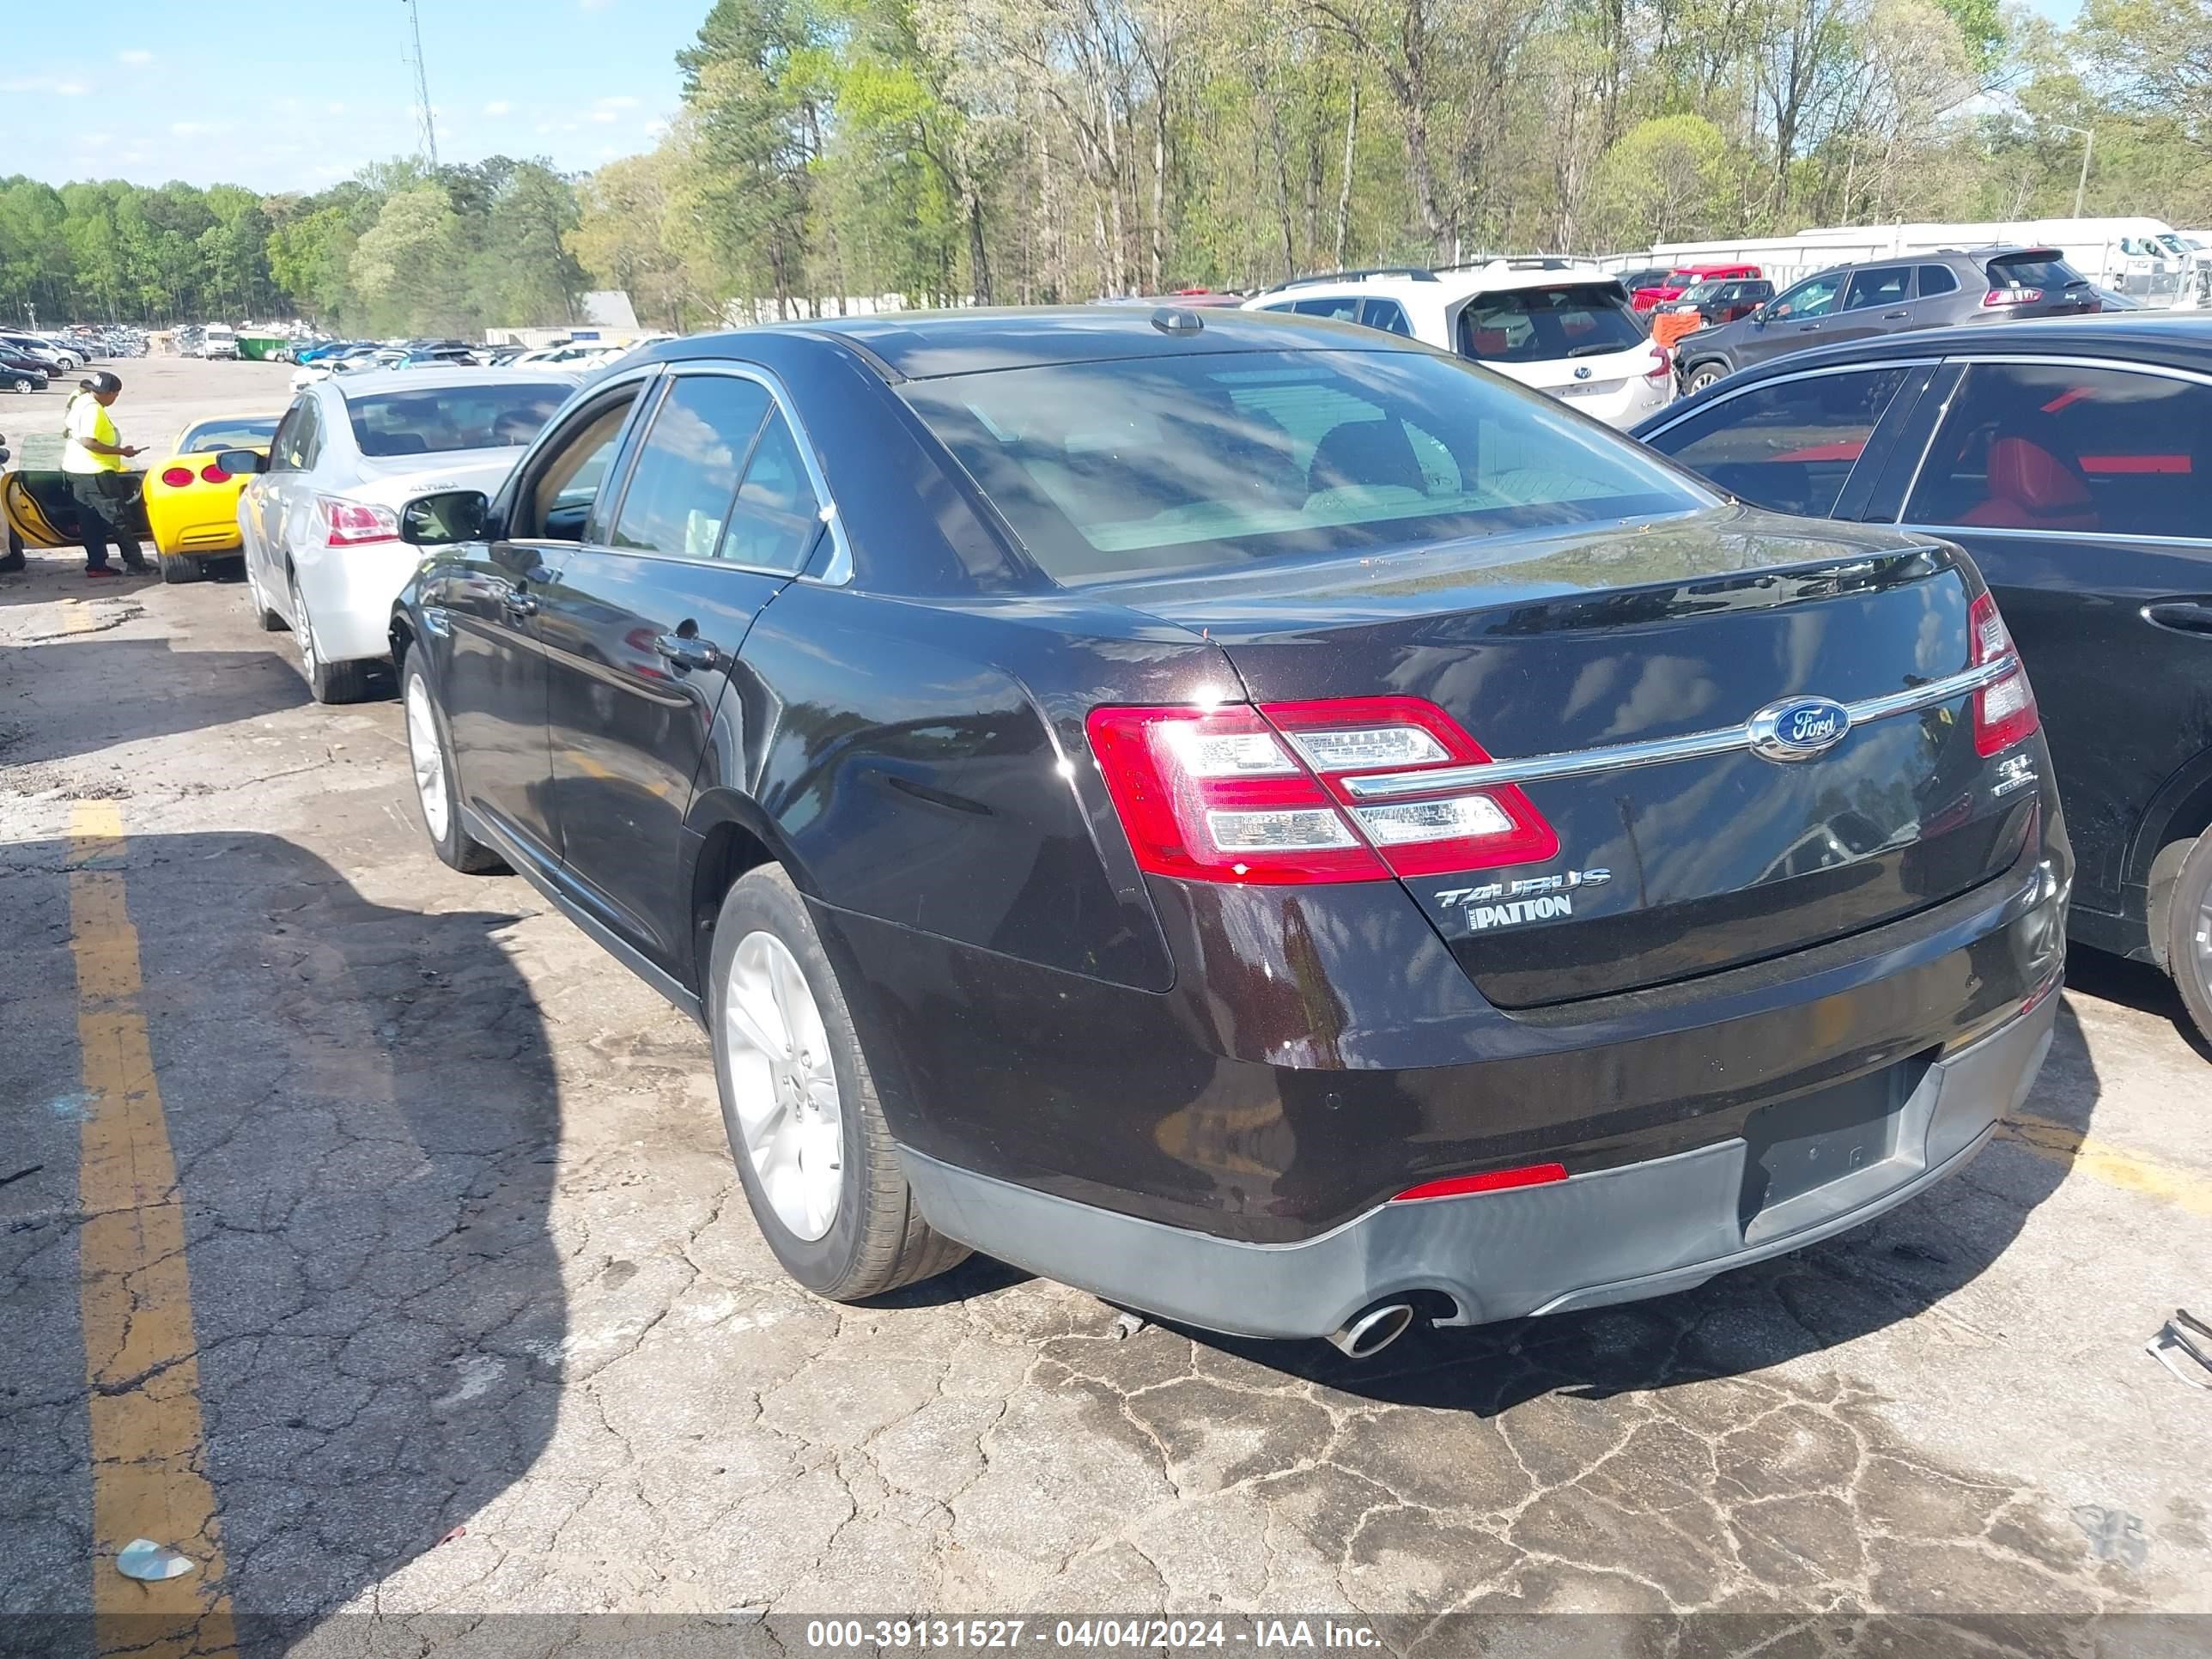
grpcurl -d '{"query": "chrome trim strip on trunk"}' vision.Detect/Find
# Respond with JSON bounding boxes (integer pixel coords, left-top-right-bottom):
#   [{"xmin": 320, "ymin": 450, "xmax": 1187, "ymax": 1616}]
[{"xmin": 1340, "ymin": 658, "xmax": 2017, "ymax": 799}]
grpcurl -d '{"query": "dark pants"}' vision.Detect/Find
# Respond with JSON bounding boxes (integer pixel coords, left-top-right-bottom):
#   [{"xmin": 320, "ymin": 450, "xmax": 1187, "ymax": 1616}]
[{"xmin": 69, "ymin": 473, "xmax": 144, "ymax": 570}]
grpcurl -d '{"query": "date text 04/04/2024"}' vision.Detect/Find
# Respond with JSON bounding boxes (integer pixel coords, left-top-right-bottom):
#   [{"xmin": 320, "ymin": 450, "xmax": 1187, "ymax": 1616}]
[{"xmin": 802, "ymin": 1620, "xmax": 1384, "ymax": 1650}]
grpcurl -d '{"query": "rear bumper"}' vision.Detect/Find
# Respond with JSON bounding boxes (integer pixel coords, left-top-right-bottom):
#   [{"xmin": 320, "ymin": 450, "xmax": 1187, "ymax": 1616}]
[
  {"xmin": 296, "ymin": 543, "xmax": 422, "ymax": 663},
  {"xmin": 899, "ymin": 990, "xmax": 2056, "ymax": 1340}
]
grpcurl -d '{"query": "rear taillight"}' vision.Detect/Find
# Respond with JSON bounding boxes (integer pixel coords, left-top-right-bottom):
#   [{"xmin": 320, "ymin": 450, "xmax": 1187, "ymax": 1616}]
[
  {"xmin": 1983, "ymin": 287, "xmax": 2044, "ymax": 307},
  {"xmin": 319, "ymin": 497, "xmax": 399, "ymax": 548},
  {"xmin": 159, "ymin": 466, "xmax": 193, "ymax": 488},
  {"xmin": 199, "ymin": 463, "xmax": 231, "ymax": 483},
  {"xmin": 1645, "ymin": 344, "xmax": 1673, "ymax": 382},
  {"xmin": 1969, "ymin": 593, "xmax": 2039, "ymax": 756},
  {"xmin": 1085, "ymin": 696, "xmax": 1559, "ymax": 885}
]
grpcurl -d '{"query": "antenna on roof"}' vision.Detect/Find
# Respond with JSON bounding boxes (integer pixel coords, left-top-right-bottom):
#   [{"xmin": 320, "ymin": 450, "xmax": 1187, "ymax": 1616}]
[{"xmin": 402, "ymin": 0, "xmax": 441, "ymax": 171}]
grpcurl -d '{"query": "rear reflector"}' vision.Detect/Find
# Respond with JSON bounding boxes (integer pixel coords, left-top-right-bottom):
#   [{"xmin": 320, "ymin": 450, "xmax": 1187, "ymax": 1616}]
[
  {"xmin": 1969, "ymin": 592, "xmax": 2040, "ymax": 756},
  {"xmin": 1391, "ymin": 1163, "xmax": 1569, "ymax": 1202},
  {"xmin": 1086, "ymin": 696, "xmax": 1559, "ymax": 885},
  {"xmin": 160, "ymin": 466, "xmax": 194, "ymax": 488}
]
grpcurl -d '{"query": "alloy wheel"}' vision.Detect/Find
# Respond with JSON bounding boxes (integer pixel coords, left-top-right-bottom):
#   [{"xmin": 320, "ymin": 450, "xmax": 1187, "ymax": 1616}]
[
  {"xmin": 291, "ymin": 579, "xmax": 317, "ymax": 677},
  {"xmin": 2195, "ymin": 883, "xmax": 2212, "ymax": 1006},
  {"xmin": 720, "ymin": 931, "xmax": 843, "ymax": 1241},
  {"xmin": 404, "ymin": 677, "xmax": 451, "ymax": 844}
]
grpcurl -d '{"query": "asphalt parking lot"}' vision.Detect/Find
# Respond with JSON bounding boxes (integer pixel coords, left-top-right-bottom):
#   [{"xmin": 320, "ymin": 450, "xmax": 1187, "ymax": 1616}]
[{"xmin": 3, "ymin": 359, "xmax": 2211, "ymax": 1654}]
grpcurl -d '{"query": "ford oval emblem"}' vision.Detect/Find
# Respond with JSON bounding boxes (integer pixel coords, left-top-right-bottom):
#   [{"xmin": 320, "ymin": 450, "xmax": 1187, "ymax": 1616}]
[{"xmin": 1748, "ymin": 696, "xmax": 1851, "ymax": 763}]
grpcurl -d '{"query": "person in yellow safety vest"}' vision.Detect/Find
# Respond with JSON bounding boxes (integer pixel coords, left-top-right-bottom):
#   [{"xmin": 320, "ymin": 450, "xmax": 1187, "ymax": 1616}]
[{"xmin": 62, "ymin": 370, "xmax": 149, "ymax": 579}]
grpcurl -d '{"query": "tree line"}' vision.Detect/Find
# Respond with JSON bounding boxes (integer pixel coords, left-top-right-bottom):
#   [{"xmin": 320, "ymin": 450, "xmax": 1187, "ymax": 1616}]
[
  {"xmin": 0, "ymin": 157, "xmax": 592, "ymax": 333},
  {"xmin": 4, "ymin": 0, "xmax": 2209, "ymax": 333}
]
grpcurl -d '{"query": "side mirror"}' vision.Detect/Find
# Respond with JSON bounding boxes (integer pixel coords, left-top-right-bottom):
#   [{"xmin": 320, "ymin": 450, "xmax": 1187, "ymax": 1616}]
[
  {"xmin": 214, "ymin": 448, "xmax": 267, "ymax": 476},
  {"xmin": 400, "ymin": 489, "xmax": 490, "ymax": 546}
]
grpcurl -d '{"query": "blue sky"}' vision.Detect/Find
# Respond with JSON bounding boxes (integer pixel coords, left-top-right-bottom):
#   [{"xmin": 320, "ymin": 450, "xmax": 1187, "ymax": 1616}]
[{"xmin": 3, "ymin": 0, "xmax": 705, "ymax": 193}]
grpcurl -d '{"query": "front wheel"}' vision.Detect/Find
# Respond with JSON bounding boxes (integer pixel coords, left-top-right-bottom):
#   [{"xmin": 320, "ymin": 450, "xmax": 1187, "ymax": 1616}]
[
  {"xmin": 708, "ymin": 866, "xmax": 969, "ymax": 1300},
  {"xmin": 2162, "ymin": 833, "xmax": 2212, "ymax": 1051},
  {"xmin": 401, "ymin": 662, "xmax": 507, "ymax": 873},
  {"xmin": 1683, "ymin": 363, "xmax": 1728, "ymax": 395}
]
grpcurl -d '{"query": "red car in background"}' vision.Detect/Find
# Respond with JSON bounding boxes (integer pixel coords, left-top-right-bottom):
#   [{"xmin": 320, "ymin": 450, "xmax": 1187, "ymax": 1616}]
[{"xmin": 1632, "ymin": 263, "xmax": 1762, "ymax": 313}]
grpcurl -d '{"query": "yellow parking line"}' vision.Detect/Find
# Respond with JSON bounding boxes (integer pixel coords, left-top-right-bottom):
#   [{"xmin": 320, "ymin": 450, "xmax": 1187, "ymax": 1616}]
[
  {"xmin": 69, "ymin": 800, "xmax": 236, "ymax": 1659},
  {"xmin": 2000, "ymin": 1112, "xmax": 2212, "ymax": 1220}
]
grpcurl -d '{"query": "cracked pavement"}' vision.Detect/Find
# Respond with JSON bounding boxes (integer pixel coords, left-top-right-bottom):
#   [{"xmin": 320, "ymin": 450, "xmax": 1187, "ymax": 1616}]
[{"xmin": 3, "ymin": 362, "xmax": 2211, "ymax": 1654}]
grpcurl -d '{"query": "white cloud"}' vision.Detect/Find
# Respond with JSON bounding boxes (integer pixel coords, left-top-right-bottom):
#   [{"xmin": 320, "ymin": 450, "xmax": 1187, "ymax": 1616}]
[
  {"xmin": 9, "ymin": 77, "xmax": 91, "ymax": 94},
  {"xmin": 580, "ymin": 0, "xmax": 614, "ymax": 9},
  {"xmin": 597, "ymin": 95, "xmax": 640, "ymax": 111},
  {"xmin": 118, "ymin": 49, "xmax": 154, "ymax": 66},
  {"xmin": 56, "ymin": 81, "xmax": 88, "ymax": 95},
  {"xmin": 483, "ymin": 100, "xmax": 511, "ymax": 117},
  {"xmin": 325, "ymin": 100, "xmax": 346, "ymax": 115},
  {"xmin": 172, "ymin": 121, "xmax": 210, "ymax": 137}
]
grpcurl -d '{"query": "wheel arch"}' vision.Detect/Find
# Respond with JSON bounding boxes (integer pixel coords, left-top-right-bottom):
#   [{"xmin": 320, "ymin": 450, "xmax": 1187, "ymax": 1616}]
[
  {"xmin": 684, "ymin": 786, "xmax": 812, "ymax": 995},
  {"xmin": 2131, "ymin": 750, "xmax": 2212, "ymax": 969}
]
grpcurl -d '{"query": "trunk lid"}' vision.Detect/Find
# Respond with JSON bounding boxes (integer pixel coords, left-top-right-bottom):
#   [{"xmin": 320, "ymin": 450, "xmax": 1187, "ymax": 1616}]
[{"xmin": 1103, "ymin": 509, "xmax": 2031, "ymax": 1007}]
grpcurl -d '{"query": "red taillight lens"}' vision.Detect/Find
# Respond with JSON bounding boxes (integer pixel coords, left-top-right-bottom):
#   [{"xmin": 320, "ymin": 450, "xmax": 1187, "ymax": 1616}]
[
  {"xmin": 1085, "ymin": 695, "xmax": 1559, "ymax": 885},
  {"xmin": 1392, "ymin": 1163, "xmax": 1569, "ymax": 1202},
  {"xmin": 159, "ymin": 465, "xmax": 194, "ymax": 488},
  {"xmin": 198, "ymin": 463, "xmax": 231, "ymax": 483},
  {"xmin": 1969, "ymin": 592, "xmax": 2039, "ymax": 756},
  {"xmin": 1983, "ymin": 287, "xmax": 2043, "ymax": 307},
  {"xmin": 1645, "ymin": 344, "xmax": 1673, "ymax": 382},
  {"xmin": 319, "ymin": 497, "xmax": 399, "ymax": 548}
]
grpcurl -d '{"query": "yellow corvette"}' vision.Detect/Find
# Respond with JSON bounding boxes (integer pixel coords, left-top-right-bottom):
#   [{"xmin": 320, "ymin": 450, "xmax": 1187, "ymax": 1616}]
[{"xmin": 143, "ymin": 413, "xmax": 281, "ymax": 581}]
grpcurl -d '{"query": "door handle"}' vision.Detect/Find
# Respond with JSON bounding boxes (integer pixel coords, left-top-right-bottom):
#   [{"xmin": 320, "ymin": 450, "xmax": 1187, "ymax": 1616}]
[
  {"xmin": 2143, "ymin": 600, "xmax": 2212, "ymax": 636},
  {"xmin": 653, "ymin": 632, "xmax": 723, "ymax": 672},
  {"xmin": 501, "ymin": 587, "xmax": 538, "ymax": 617},
  {"xmin": 1883, "ymin": 308, "xmax": 1911, "ymax": 319},
  {"xmin": 1796, "ymin": 322, "xmax": 1822, "ymax": 331}
]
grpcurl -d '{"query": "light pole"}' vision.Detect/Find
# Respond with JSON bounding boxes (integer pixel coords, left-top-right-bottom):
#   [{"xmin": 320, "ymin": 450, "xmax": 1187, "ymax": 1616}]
[{"xmin": 2046, "ymin": 122, "xmax": 2094, "ymax": 218}]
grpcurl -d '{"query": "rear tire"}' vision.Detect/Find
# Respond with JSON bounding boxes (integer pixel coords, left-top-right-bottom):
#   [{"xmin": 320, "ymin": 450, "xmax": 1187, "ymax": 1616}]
[
  {"xmin": 2162, "ymin": 833, "xmax": 2212, "ymax": 1050},
  {"xmin": 401, "ymin": 661, "xmax": 507, "ymax": 874},
  {"xmin": 708, "ymin": 866, "xmax": 969, "ymax": 1301},
  {"xmin": 159, "ymin": 551, "xmax": 200, "ymax": 584},
  {"xmin": 290, "ymin": 573, "xmax": 369, "ymax": 703}
]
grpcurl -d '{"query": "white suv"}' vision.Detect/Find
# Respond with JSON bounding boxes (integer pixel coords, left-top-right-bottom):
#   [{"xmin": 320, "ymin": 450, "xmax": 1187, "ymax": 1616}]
[{"xmin": 1240, "ymin": 261, "xmax": 1674, "ymax": 428}]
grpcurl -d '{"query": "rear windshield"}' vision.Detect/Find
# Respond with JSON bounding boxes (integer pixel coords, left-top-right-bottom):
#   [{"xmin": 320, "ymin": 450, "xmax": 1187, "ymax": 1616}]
[
  {"xmin": 345, "ymin": 382, "xmax": 568, "ymax": 458},
  {"xmin": 901, "ymin": 348, "xmax": 1707, "ymax": 582},
  {"xmin": 180, "ymin": 417, "xmax": 279, "ymax": 452},
  {"xmin": 1455, "ymin": 285, "xmax": 1646, "ymax": 364},
  {"xmin": 1986, "ymin": 253, "xmax": 2083, "ymax": 289}
]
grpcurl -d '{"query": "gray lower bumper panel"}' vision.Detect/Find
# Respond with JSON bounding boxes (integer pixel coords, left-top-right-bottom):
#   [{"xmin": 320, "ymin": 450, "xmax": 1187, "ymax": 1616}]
[{"xmin": 897, "ymin": 995, "xmax": 2057, "ymax": 1341}]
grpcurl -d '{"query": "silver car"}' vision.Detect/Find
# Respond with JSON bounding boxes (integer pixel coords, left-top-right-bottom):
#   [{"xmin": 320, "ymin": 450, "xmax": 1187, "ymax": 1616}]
[{"xmin": 233, "ymin": 367, "xmax": 580, "ymax": 702}]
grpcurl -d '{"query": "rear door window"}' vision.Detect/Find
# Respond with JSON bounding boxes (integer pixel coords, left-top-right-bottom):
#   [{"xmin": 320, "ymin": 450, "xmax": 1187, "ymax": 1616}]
[
  {"xmin": 1902, "ymin": 361, "xmax": 2212, "ymax": 538},
  {"xmin": 1358, "ymin": 298, "xmax": 1413, "ymax": 336},
  {"xmin": 718, "ymin": 410, "xmax": 823, "ymax": 572},
  {"xmin": 1843, "ymin": 266, "xmax": 1913, "ymax": 310},
  {"xmin": 1643, "ymin": 368, "xmax": 1911, "ymax": 517},
  {"xmin": 1455, "ymin": 284, "xmax": 1644, "ymax": 363},
  {"xmin": 607, "ymin": 375, "xmax": 772, "ymax": 560}
]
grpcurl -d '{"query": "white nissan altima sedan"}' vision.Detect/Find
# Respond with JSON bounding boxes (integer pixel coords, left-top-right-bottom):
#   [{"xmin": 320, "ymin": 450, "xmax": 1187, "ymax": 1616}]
[{"xmin": 231, "ymin": 366, "xmax": 580, "ymax": 702}]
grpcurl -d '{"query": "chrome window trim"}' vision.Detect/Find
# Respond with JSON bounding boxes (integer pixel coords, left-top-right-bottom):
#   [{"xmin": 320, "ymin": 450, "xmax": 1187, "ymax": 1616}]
[
  {"xmin": 665, "ymin": 361, "xmax": 854, "ymax": 585},
  {"xmin": 1339, "ymin": 658, "xmax": 2017, "ymax": 799},
  {"xmin": 1895, "ymin": 356, "xmax": 2212, "ymax": 538},
  {"xmin": 1899, "ymin": 520, "xmax": 2212, "ymax": 550},
  {"xmin": 1638, "ymin": 357, "xmax": 1939, "ymax": 442}
]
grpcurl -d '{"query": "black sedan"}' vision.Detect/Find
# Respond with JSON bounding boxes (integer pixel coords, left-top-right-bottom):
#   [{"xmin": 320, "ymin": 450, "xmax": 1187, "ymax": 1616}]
[
  {"xmin": 386, "ymin": 309, "xmax": 2068, "ymax": 1353},
  {"xmin": 1637, "ymin": 314, "xmax": 2212, "ymax": 1048}
]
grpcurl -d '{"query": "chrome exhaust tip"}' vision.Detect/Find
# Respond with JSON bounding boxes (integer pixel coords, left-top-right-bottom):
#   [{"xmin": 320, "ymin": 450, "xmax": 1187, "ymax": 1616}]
[{"xmin": 1327, "ymin": 1301, "xmax": 1416, "ymax": 1359}]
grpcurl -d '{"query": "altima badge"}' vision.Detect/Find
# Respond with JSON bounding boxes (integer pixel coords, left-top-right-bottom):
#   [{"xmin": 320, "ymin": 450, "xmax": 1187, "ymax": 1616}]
[{"xmin": 1747, "ymin": 696, "xmax": 1851, "ymax": 763}]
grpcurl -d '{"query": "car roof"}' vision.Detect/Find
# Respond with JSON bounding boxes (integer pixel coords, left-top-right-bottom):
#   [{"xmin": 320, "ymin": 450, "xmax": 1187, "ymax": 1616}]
[
  {"xmin": 326, "ymin": 365, "xmax": 582, "ymax": 397},
  {"xmin": 1249, "ymin": 263, "xmax": 1626, "ymax": 307},
  {"xmin": 647, "ymin": 305, "xmax": 1433, "ymax": 380}
]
